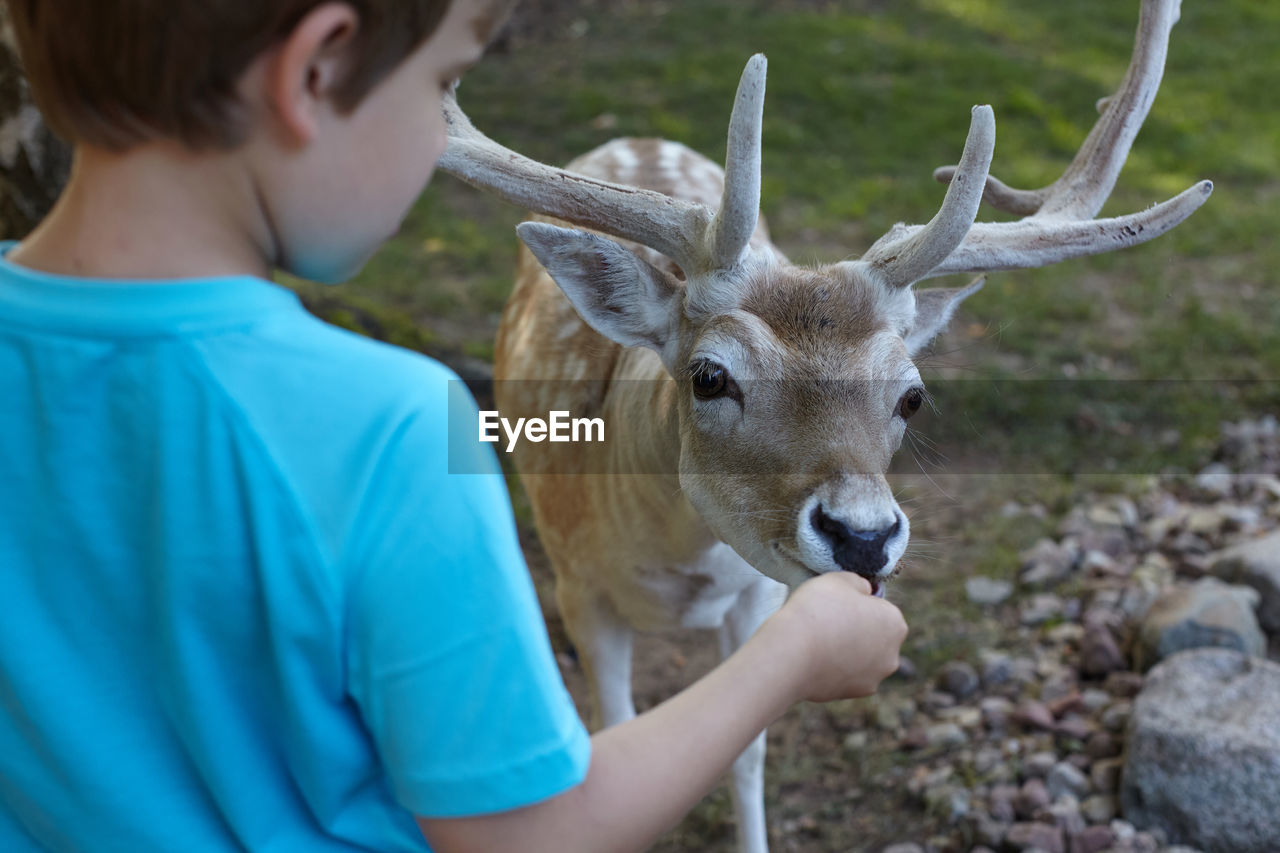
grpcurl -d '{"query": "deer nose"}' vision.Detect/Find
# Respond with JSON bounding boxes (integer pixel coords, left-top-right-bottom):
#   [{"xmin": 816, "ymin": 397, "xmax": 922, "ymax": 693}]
[{"xmin": 810, "ymin": 505, "xmax": 900, "ymax": 576}]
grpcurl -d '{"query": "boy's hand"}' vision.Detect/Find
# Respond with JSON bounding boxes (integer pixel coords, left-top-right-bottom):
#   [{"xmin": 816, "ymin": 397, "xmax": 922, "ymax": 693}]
[{"xmin": 766, "ymin": 571, "xmax": 908, "ymax": 704}]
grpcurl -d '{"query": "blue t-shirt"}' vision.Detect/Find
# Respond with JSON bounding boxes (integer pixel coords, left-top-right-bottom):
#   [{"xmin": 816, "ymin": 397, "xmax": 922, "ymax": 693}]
[{"xmin": 0, "ymin": 245, "xmax": 590, "ymax": 852}]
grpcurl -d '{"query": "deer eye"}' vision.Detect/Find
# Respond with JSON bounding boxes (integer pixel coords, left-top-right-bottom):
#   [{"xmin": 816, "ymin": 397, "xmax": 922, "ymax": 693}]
[
  {"xmin": 690, "ymin": 361, "xmax": 729, "ymax": 400},
  {"xmin": 897, "ymin": 387, "xmax": 925, "ymax": 420}
]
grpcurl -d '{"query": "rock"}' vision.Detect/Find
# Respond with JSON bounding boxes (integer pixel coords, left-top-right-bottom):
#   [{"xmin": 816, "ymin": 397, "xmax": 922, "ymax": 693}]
[
  {"xmin": 971, "ymin": 813, "xmax": 1006, "ymax": 848},
  {"xmin": 925, "ymin": 722, "xmax": 968, "ymax": 748},
  {"xmin": 1121, "ymin": 649, "xmax": 1280, "ymax": 852},
  {"xmin": 1133, "ymin": 577, "xmax": 1266, "ymax": 671},
  {"xmin": 1013, "ymin": 700, "xmax": 1056, "ymax": 732},
  {"xmin": 1102, "ymin": 671, "xmax": 1144, "ymax": 698},
  {"xmin": 1014, "ymin": 777, "xmax": 1050, "ymax": 818},
  {"xmin": 1021, "ymin": 593, "xmax": 1065, "ymax": 626},
  {"xmin": 1047, "ymin": 795, "xmax": 1086, "ymax": 835},
  {"xmin": 988, "ymin": 782, "xmax": 1018, "ymax": 822},
  {"xmin": 936, "ymin": 705, "xmax": 981, "ymax": 729},
  {"xmin": 975, "ymin": 745, "xmax": 1004, "ymax": 775},
  {"xmin": 923, "ymin": 784, "xmax": 970, "ymax": 823},
  {"xmin": 1194, "ymin": 462, "xmax": 1234, "ymax": 497},
  {"xmin": 1080, "ymin": 794, "xmax": 1117, "ymax": 824},
  {"xmin": 881, "ymin": 844, "xmax": 925, "ymax": 853},
  {"xmin": 1020, "ymin": 537, "xmax": 1079, "ymax": 587},
  {"xmin": 919, "ymin": 689, "xmax": 957, "ymax": 712},
  {"xmin": 981, "ymin": 696, "xmax": 1015, "ymax": 731},
  {"xmin": 1079, "ymin": 620, "xmax": 1127, "ymax": 678},
  {"xmin": 1083, "ymin": 730, "xmax": 1120, "ymax": 760},
  {"xmin": 1209, "ymin": 529, "xmax": 1280, "ymax": 632},
  {"xmin": 842, "ymin": 730, "xmax": 868, "ymax": 757},
  {"xmin": 979, "ymin": 650, "xmax": 1015, "ymax": 687},
  {"xmin": 967, "ymin": 575, "xmax": 1015, "ymax": 605},
  {"xmin": 936, "ymin": 660, "xmax": 981, "ymax": 699},
  {"xmin": 1046, "ymin": 761, "xmax": 1091, "ymax": 800},
  {"xmin": 1069, "ymin": 825, "xmax": 1117, "ymax": 853},
  {"xmin": 1079, "ymin": 688, "xmax": 1111, "ymax": 713},
  {"xmin": 1003, "ymin": 821, "xmax": 1065, "ymax": 853},
  {"xmin": 1053, "ymin": 714, "xmax": 1092, "ymax": 743},
  {"xmin": 1100, "ymin": 701, "xmax": 1131, "ymax": 733},
  {"xmin": 893, "ymin": 655, "xmax": 919, "ymax": 680}
]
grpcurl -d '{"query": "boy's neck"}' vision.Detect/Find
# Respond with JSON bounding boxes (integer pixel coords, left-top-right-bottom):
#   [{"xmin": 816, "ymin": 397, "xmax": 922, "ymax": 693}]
[{"xmin": 10, "ymin": 142, "xmax": 277, "ymax": 282}]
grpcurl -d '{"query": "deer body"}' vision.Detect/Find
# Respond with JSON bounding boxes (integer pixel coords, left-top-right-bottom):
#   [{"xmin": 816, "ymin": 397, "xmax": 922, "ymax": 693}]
[{"xmin": 442, "ymin": 3, "xmax": 1210, "ymax": 851}]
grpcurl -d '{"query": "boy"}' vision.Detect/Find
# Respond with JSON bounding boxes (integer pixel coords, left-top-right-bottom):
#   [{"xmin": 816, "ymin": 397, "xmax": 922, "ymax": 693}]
[{"xmin": 0, "ymin": 1, "xmax": 908, "ymax": 850}]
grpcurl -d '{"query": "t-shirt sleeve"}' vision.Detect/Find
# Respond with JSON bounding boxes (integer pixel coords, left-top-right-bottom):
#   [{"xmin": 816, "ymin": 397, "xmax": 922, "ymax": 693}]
[{"xmin": 344, "ymin": 372, "xmax": 590, "ymax": 818}]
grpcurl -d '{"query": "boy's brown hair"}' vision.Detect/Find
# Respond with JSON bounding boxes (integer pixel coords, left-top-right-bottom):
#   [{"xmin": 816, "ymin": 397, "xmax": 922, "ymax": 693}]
[{"xmin": 7, "ymin": 0, "xmax": 498, "ymax": 151}]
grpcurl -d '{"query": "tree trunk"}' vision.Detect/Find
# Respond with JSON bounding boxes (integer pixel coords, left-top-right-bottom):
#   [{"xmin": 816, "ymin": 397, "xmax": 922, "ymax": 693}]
[{"xmin": 0, "ymin": 9, "xmax": 69, "ymax": 240}]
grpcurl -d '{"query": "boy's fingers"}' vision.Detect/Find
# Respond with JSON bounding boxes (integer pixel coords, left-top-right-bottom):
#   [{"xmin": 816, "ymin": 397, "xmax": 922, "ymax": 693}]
[{"xmin": 832, "ymin": 572, "xmax": 873, "ymax": 596}]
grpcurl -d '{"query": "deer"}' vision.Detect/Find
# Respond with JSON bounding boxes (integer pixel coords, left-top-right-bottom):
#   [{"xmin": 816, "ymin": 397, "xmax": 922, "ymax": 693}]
[{"xmin": 438, "ymin": 1, "xmax": 1209, "ymax": 850}]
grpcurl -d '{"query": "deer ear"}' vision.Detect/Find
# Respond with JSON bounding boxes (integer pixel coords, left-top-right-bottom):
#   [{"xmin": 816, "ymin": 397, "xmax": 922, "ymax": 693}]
[
  {"xmin": 903, "ymin": 276, "xmax": 984, "ymax": 356},
  {"xmin": 517, "ymin": 222, "xmax": 681, "ymax": 351}
]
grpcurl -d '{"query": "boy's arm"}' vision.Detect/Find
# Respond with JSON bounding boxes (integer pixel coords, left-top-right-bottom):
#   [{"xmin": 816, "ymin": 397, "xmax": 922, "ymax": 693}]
[{"xmin": 417, "ymin": 571, "xmax": 906, "ymax": 853}]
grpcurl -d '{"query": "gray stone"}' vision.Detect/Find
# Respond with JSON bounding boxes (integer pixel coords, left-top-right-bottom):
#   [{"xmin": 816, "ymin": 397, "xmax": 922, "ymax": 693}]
[
  {"xmin": 936, "ymin": 660, "xmax": 981, "ymax": 699},
  {"xmin": 979, "ymin": 649, "xmax": 1014, "ymax": 687},
  {"xmin": 1133, "ymin": 578, "xmax": 1266, "ymax": 672},
  {"xmin": 1023, "ymin": 751, "xmax": 1057, "ymax": 779},
  {"xmin": 1014, "ymin": 777, "xmax": 1050, "ymax": 818},
  {"xmin": 981, "ymin": 696, "xmax": 1015, "ymax": 731},
  {"xmin": 1121, "ymin": 649, "xmax": 1280, "ymax": 852},
  {"xmin": 1068, "ymin": 825, "xmax": 1117, "ymax": 853},
  {"xmin": 881, "ymin": 845, "xmax": 925, "ymax": 853},
  {"xmin": 925, "ymin": 722, "xmax": 968, "ymax": 748},
  {"xmin": 1047, "ymin": 795, "xmax": 1086, "ymax": 835},
  {"xmin": 1046, "ymin": 761, "xmax": 1090, "ymax": 800},
  {"xmin": 1021, "ymin": 537, "xmax": 1080, "ymax": 587},
  {"xmin": 1209, "ymin": 529, "xmax": 1280, "ymax": 632},
  {"xmin": 1080, "ymin": 793, "xmax": 1117, "ymax": 824},
  {"xmin": 1079, "ymin": 619, "xmax": 1127, "ymax": 678},
  {"xmin": 1021, "ymin": 593, "xmax": 1065, "ymax": 626},
  {"xmin": 1004, "ymin": 821, "xmax": 1065, "ymax": 853},
  {"xmin": 966, "ymin": 574, "xmax": 1014, "ymax": 605}
]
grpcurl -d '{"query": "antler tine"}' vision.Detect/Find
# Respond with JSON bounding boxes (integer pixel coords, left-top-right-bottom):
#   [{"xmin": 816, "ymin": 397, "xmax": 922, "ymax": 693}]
[
  {"xmin": 883, "ymin": 0, "xmax": 1210, "ymax": 282},
  {"xmin": 918, "ymin": 178, "xmax": 1212, "ymax": 279},
  {"xmin": 705, "ymin": 54, "xmax": 766, "ymax": 271},
  {"xmin": 438, "ymin": 86, "xmax": 714, "ymax": 273},
  {"xmin": 864, "ymin": 106, "xmax": 995, "ymax": 290},
  {"xmin": 933, "ymin": 0, "xmax": 1181, "ymax": 219}
]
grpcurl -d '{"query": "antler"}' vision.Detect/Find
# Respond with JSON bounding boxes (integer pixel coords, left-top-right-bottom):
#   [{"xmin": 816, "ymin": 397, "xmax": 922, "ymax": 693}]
[
  {"xmin": 868, "ymin": 0, "xmax": 1212, "ymax": 284},
  {"xmin": 439, "ymin": 55, "xmax": 768, "ymax": 276}
]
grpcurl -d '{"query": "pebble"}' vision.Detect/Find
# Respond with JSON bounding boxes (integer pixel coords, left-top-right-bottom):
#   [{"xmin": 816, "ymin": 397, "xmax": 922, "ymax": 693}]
[
  {"xmin": 1069, "ymin": 825, "xmax": 1118, "ymax": 853},
  {"xmin": 1014, "ymin": 777, "xmax": 1050, "ymax": 818},
  {"xmin": 1081, "ymin": 793, "xmax": 1118, "ymax": 824},
  {"xmin": 925, "ymin": 722, "xmax": 967, "ymax": 748},
  {"xmin": 966, "ymin": 575, "xmax": 1014, "ymax": 605},
  {"xmin": 1004, "ymin": 821, "xmax": 1065, "ymax": 853},
  {"xmin": 1014, "ymin": 700, "xmax": 1056, "ymax": 732},
  {"xmin": 1021, "ymin": 593, "xmax": 1065, "ymax": 625},
  {"xmin": 1046, "ymin": 761, "xmax": 1090, "ymax": 800},
  {"xmin": 1022, "ymin": 751, "xmax": 1057, "ymax": 779},
  {"xmin": 936, "ymin": 660, "xmax": 981, "ymax": 699}
]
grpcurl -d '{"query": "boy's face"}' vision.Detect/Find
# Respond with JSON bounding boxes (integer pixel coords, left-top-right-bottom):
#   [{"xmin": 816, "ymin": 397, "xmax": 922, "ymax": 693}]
[{"xmin": 264, "ymin": 0, "xmax": 489, "ymax": 283}]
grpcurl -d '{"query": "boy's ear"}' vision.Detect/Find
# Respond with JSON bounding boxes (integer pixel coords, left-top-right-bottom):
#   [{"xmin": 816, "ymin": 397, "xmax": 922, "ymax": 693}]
[
  {"xmin": 264, "ymin": 2, "xmax": 359, "ymax": 144},
  {"xmin": 516, "ymin": 222, "xmax": 682, "ymax": 353},
  {"xmin": 903, "ymin": 276, "xmax": 985, "ymax": 356}
]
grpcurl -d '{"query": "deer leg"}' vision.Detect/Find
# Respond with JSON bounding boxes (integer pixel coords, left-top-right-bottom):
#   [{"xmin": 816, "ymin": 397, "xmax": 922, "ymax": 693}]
[
  {"xmin": 718, "ymin": 575, "xmax": 788, "ymax": 853},
  {"xmin": 557, "ymin": 582, "xmax": 635, "ymax": 731}
]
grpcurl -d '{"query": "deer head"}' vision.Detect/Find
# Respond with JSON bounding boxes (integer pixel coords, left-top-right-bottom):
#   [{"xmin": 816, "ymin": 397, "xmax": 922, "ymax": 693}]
[{"xmin": 441, "ymin": 0, "xmax": 1210, "ymax": 591}]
